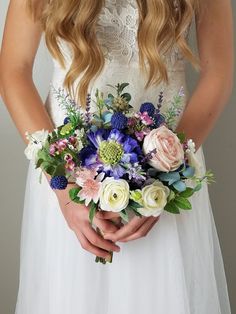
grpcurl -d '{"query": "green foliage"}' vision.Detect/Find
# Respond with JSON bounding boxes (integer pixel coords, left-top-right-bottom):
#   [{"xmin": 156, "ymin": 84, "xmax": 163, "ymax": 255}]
[
  {"xmin": 165, "ymin": 201, "xmax": 180, "ymax": 214},
  {"xmin": 120, "ymin": 209, "xmax": 129, "ymax": 222},
  {"xmin": 179, "ymin": 187, "xmax": 195, "ymax": 198},
  {"xmin": 69, "ymin": 187, "xmax": 83, "ymax": 204},
  {"xmin": 89, "ymin": 201, "xmax": 97, "ymax": 224},
  {"xmin": 163, "ymin": 94, "xmax": 183, "ymax": 129},
  {"xmin": 174, "ymin": 196, "xmax": 192, "ymax": 210},
  {"xmin": 177, "ymin": 132, "xmax": 186, "ymax": 144}
]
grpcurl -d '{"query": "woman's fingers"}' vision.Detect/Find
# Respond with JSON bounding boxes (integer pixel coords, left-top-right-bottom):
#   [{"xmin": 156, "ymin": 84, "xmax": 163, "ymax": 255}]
[
  {"xmin": 76, "ymin": 231, "xmax": 112, "ymax": 259},
  {"xmin": 104, "ymin": 216, "xmax": 149, "ymax": 242},
  {"xmin": 82, "ymin": 224, "xmax": 121, "ymax": 253},
  {"xmin": 118, "ymin": 216, "xmax": 160, "ymax": 242},
  {"xmin": 93, "ymin": 216, "xmax": 121, "ymax": 233},
  {"xmin": 95, "ymin": 211, "xmax": 120, "ymax": 220}
]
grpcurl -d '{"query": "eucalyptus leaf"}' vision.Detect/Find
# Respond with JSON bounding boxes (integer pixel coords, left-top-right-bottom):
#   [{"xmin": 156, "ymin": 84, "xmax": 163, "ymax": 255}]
[
  {"xmin": 158, "ymin": 172, "xmax": 180, "ymax": 185},
  {"xmin": 193, "ymin": 182, "xmax": 202, "ymax": 192},
  {"xmin": 121, "ymin": 93, "xmax": 131, "ymax": 102},
  {"xmin": 172, "ymin": 180, "xmax": 186, "ymax": 192},
  {"xmin": 182, "ymin": 166, "xmax": 195, "ymax": 178},
  {"xmin": 108, "ymin": 93, "xmax": 114, "ymax": 99},
  {"xmin": 102, "ymin": 111, "xmax": 113, "ymax": 123}
]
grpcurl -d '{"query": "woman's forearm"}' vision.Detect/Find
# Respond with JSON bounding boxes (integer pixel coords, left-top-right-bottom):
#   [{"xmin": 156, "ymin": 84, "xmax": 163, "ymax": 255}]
[
  {"xmin": 176, "ymin": 72, "xmax": 233, "ymax": 150},
  {"xmin": 1, "ymin": 68, "xmax": 54, "ymax": 145}
]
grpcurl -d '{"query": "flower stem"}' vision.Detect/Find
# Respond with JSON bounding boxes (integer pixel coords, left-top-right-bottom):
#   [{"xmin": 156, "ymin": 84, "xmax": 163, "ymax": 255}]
[{"xmin": 95, "ymin": 226, "xmax": 113, "ymax": 264}]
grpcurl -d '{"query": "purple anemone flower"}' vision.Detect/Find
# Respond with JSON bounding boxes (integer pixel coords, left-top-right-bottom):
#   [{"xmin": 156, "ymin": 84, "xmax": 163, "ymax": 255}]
[{"xmin": 79, "ymin": 128, "xmax": 141, "ymax": 179}]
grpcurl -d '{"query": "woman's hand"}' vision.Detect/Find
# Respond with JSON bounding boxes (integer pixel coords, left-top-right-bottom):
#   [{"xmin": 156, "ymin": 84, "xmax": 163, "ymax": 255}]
[
  {"xmin": 95, "ymin": 211, "xmax": 160, "ymax": 242},
  {"xmin": 54, "ymin": 184, "xmax": 121, "ymax": 260}
]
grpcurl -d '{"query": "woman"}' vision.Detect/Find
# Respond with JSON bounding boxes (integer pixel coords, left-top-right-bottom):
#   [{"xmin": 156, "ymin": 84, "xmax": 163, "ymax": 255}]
[{"xmin": 0, "ymin": 0, "xmax": 233, "ymax": 313}]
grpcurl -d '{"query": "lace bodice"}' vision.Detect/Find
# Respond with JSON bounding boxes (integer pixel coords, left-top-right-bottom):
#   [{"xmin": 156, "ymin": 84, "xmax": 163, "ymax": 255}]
[
  {"xmin": 56, "ymin": 0, "xmax": 188, "ymax": 70},
  {"xmin": 46, "ymin": 0, "xmax": 192, "ymax": 129}
]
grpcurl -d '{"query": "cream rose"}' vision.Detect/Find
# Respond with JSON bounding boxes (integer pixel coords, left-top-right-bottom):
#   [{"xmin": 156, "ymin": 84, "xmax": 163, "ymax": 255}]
[
  {"xmin": 137, "ymin": 180, "xmax": 170, "ymax": 217},
  {"xmin": 99, "ymin": 177, "xmax": 130, "ymax": 212},
  {"xmin": 143, "ymin": 125, "xmax": 184, "ymax": 172}
]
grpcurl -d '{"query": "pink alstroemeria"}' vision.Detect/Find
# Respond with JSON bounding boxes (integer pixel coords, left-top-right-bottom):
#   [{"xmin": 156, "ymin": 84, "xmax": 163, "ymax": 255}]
[
  {"xmin": 65, "ymin": 160, "xmax": 76, "ymax": 171},
  {"xmin": 49, "ymin": 143, "xmax": 57, "ymax": 156},
  {"xmin": 57, "ymin": 139, "xmax": 68, "ymax": 152},
  {"xmin": 69, "ymin": 136, "xmax": 77, "ymax": 146},
  {"xmin": 78, "ymin": 173, "xmax": 105, "ymax": 206},
  {"xmin": 139, "ymin": 112, "xmax": 153, "ymax": 126}
]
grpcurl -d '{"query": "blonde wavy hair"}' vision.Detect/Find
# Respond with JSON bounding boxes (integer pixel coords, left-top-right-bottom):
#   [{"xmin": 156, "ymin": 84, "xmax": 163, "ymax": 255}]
[{"xmin": 26, "ymin": 0, "xmax": 200, "ymax": 107}]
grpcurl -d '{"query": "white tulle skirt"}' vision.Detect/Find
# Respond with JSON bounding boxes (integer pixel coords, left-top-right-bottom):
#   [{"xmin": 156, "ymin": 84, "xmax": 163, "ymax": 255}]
[{"xmin": 15, "ymin": 146, "xmax": 231, "ymax": 314}]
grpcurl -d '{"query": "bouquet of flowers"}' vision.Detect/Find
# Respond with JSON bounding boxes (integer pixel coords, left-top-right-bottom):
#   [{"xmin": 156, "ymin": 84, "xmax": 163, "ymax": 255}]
[{"xmin": 24, "ymin": 82, "xmax": 214, "ymax": 264}]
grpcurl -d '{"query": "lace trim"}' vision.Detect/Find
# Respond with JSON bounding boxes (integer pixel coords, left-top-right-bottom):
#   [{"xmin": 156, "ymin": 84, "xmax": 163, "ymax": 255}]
[{"xmin": 55, "ymin": 0, "xmax": 190, "ymax": 71}]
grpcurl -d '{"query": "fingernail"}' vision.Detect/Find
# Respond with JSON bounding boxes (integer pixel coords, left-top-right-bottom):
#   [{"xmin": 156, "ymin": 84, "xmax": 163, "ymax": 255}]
[{"xmin": 115, "ymin": 246, "xmax": 120, "ymax": 252}]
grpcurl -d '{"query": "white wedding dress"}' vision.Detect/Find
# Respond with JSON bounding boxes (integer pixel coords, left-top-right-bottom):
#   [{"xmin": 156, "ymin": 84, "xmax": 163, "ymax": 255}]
[{"xmin": 15, "ymin": 1, "xmax": 232, "ymax": 313}]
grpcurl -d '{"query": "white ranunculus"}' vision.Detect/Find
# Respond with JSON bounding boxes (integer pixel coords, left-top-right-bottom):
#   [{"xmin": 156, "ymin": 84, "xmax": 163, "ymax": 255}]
[
  {"xmin": 24, "ymin": 129, "xmax": 49, "ymax": 161},
  {"xmin": 137, "ymin": 180, "xmax": 170, "ymax": 217},
  {"xmin": 99, "ymin": 177, "xmax": 130, "ymax": 212},
  {"xmin": 143, "ymin": 125, "xmax": 185, "ymax": 172}
]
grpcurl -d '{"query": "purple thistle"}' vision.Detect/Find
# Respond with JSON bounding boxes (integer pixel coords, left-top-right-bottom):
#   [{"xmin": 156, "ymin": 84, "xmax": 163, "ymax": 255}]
[
  {"xmin": 140, "ymin": 102, "xmax": 156, "ymax": 116},
  {"xmin": 50, "ymin": 176, "xmax": 68, "ymax": 190},
  {"xmin": 111, "ymin": 112, "xmax": 128, "ymax": 130}
]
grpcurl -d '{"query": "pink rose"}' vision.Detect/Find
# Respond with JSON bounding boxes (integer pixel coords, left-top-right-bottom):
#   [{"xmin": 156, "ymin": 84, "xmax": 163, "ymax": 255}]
[{"xmin": 143, "ymin": 125, "xmax": 184, "ymax": 172}]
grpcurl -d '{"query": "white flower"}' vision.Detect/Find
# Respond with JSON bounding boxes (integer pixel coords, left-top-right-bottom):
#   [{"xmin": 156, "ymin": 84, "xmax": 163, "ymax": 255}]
[
  {"xmin": 185, "ymin": 139, "xmax": 203, "ymax": 177},
  {"xmin": 99, "ymin": 177, "xmax": 130, "ymax": 212},
  {"xmin": 143, "ymin": 125, "xmax": 185, "ymax": 172},
  {"xmin": 186, "ymin": 139, "xmax": 196, "ymax": 153},
  {"xmin": 137, "ymin": 180, "xmax": 170, "ymax": 217},
  {"xmin": 24, "ymin": 129, "xmax": 49, "ymax": 161},
  {"xmin": 186, "ymin": 150, "xmax": 203, "ymax": 178}
]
